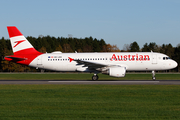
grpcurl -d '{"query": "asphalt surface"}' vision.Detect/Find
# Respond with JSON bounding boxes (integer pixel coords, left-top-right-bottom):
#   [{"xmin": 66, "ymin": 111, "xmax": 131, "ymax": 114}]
[{"xmin": 0, "ymin": 80, "xmax": 180, "ymax": 85}]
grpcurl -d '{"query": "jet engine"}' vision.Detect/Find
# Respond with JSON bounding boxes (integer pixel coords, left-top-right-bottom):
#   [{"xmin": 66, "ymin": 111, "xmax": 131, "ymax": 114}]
[{"xmin": 102, "ymin": 67, "xmax": 126, "ymax": 77}]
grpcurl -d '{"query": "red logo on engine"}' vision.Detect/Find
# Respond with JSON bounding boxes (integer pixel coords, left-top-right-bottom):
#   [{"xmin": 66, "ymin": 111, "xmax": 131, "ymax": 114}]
[{"xmin": 13, "ymin": 40, "xmax": 25, "ymax": 48}]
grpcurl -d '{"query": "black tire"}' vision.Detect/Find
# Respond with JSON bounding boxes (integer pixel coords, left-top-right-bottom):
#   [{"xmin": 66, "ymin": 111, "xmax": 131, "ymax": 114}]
[{"xmin": 92, "ymin": 75, "xmax": 99, "ymax": 81}]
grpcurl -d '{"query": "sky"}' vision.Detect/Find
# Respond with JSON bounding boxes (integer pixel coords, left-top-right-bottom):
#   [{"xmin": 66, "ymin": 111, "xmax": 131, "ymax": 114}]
[{"xmin": 0, "ymin": 0, "xmax": 180, "ymax": 50}]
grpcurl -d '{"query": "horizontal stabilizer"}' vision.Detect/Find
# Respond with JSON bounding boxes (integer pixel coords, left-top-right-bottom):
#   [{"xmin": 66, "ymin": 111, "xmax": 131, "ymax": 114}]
[{"xmin": 4, "ymin": 56, "xmax": 27, "ymax": 61}]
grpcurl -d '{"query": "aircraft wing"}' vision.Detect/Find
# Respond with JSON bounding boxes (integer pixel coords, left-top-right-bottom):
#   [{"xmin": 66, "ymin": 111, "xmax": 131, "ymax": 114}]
[
  {"xmin": 69, "ymin": 57, "xmax": 123, "ymax": 71},
  {"xmin": 74, "ymin": 59, "xmax": 108, "ymax": 70}
]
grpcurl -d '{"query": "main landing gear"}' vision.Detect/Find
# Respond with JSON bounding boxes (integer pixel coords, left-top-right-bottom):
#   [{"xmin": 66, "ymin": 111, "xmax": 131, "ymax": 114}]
[
  {"xmin": 92, "ymin": 72, "xmax": 156, "ymax": 81},
  {"xmin": 152, "ymin": 70, "xmax": 156, "ymax": 80},
  {"xmin": 92, "ymin": 74, "xmax": 99, "ymax": 81}
]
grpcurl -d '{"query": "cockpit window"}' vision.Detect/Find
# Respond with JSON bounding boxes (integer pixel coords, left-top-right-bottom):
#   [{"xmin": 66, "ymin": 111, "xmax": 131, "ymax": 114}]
[{"xmin": 163, "ymin": 57, "xmax": 171, "ymax": 60}]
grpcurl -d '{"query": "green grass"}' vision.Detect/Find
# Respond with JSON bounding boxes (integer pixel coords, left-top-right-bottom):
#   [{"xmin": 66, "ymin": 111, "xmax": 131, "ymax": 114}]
[
  {"xmin": 0, "ymin": 73, "xmax": 180, "ymax": 80},
  {"xmin": 0, "ymin": 85, "xmax": 179, "ymax": 120}
]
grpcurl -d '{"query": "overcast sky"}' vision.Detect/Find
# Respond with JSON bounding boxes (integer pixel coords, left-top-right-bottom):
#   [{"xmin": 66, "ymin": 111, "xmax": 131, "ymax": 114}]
[{"xmin": 0, "ymin": 0, "xmax": 180, "ymax": 50}]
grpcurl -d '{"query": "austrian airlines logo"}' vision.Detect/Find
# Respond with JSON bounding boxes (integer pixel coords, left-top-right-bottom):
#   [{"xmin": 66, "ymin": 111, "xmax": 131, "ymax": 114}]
[
  {"xmin": 13, "ymin": 40, "xmax": 25, "ymax": 48},
  {"xmin": 68, "ymin": 57, "xmax": 74, "ymax": 62},
  {"xmin": 111, "ymin": 54, "xmax": 150, "ymax": 61}
]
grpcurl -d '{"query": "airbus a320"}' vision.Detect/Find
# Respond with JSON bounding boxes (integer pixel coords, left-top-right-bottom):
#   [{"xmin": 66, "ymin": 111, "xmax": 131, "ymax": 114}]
[{"xmin": 4, "ymin": 26, "xmax": 178, "ymax": 80}]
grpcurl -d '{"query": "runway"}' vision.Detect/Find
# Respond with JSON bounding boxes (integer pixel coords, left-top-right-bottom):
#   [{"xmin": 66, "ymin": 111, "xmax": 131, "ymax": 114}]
[{"xmin": 0, "ymin": 80, "xmax": 180, "ymax": 85}]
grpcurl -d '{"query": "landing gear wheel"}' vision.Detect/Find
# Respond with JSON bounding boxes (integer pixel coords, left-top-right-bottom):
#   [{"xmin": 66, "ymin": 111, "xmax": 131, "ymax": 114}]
[
  {"xmin": 92, "ymin": 74, "xmax": 99, "ymax": 81},
  {"xmin": 152, "ymin": 70, "xmax": 156, "ymax": 81},
  {"xmin": 152, "ymin": 77, "xmax": 156, "ymax": 80}
]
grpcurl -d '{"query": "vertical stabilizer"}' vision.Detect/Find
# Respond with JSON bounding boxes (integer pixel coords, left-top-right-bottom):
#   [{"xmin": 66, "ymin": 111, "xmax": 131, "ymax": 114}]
[
  {"xmin": 7, "ymin": 26, "xmax": 40, "ymax": 55},
  {"xmin": 5, "ymin": 26, "xmax": 42, "ymax": 65}
]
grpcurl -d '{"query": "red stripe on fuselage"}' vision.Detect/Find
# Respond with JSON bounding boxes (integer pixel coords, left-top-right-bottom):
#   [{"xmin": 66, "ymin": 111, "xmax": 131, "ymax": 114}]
[{"xmin": 5, "ymin": 48, "xmax": 43, "ymax": 65}]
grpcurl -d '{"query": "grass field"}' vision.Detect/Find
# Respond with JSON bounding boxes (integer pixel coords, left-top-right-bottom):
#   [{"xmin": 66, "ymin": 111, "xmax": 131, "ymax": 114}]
[
  {"xmin": 0, "ymin": 73, "xmax": 180, "ymax": 119},
  {"xmin": 0, "ymin": 73, "xmax": 180, "ymax": 80},
  {"xmin": 0, "ymin": 85, "xmax": 179, "ymax": 120}
]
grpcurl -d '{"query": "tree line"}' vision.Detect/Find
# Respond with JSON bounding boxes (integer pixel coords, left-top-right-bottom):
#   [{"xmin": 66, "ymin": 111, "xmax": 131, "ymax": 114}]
[
  {"xmin": 0, "ymin": 36, "xmax": 120, "ymax": 72},
  {"xmin": 0, "ymin": 36, "xmax": 179, "ymax": 72}
]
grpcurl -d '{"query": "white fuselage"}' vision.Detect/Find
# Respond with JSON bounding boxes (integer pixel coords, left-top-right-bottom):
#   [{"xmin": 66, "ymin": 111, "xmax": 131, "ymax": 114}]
[{"xmin": 29, "ymin": 52, "xmax": 177, "ymax": 72}]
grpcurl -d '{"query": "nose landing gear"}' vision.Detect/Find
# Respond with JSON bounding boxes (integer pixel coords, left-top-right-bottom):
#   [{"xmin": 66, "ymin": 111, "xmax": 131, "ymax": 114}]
[{"xmin": 152, "ymin": 70, "xmax": 156, "ymax": 80}]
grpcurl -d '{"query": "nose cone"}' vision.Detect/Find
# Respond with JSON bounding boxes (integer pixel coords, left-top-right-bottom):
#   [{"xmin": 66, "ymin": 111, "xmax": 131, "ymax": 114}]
[
  {"xmin": 165, "ymin": 60, "xmax": 178, "ymax": 70},
  {"xmin": 172, "ymin": 60, "xmax": 178, "ymax": 69},
  {"xmin": 169, "ymin": 60, "xmax": 178, "ymax": 69}
]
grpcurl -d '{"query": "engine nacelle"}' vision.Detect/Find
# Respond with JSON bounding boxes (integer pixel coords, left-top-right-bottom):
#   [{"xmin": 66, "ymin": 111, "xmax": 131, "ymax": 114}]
[{"xmin": 102, "ymin": 67, "xmax": 126, "ymax": 77}]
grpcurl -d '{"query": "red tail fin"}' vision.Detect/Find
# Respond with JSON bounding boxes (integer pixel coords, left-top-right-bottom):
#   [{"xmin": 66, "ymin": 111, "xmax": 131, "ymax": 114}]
[
  {"xmin": 7, "ymin": 26, "xmax": 23, "ymax": 38},
  {"xmin": 7, "ymin": 26, "xmax": 41, "ymax": 55},
  {"xmin": 5, "ymin": 26, "xmax": 43, "ymax": 65}
]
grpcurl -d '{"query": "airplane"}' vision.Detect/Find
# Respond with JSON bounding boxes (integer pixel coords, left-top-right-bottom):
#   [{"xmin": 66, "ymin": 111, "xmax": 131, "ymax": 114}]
[{"xmin": 4, "ymin": 26, "xmax": 178, "ymax": 80}]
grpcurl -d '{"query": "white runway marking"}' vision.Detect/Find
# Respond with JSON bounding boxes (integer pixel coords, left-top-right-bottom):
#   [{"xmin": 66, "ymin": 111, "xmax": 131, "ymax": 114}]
[
  {"xmin": 48, "ymin": 81, "xmax": 160, "ymax": 85},
  {"xmin": 48, "ymin": 81, "xmax": 159, "ymax": 83}
]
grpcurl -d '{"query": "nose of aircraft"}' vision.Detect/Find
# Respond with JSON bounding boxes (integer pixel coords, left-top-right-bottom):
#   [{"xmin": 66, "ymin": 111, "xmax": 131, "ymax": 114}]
[{"xmin": 172, "ymin": 60, "xmax": 178, "ymax": 68}]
